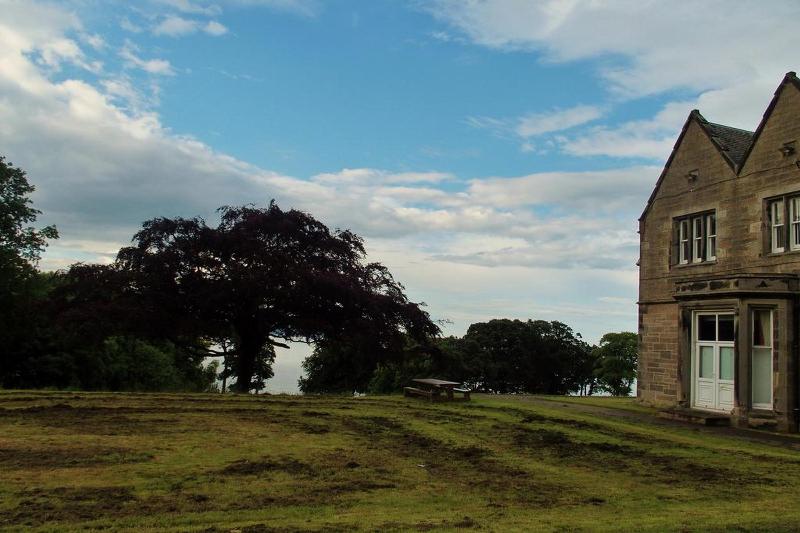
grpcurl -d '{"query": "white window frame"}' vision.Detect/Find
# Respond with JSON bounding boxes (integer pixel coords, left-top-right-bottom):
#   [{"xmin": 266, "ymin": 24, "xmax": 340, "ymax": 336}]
[
  {"xmin": 771, "ymin": 199, "xmax": 785, "ymax": 253},
  {"xmin": 692, "ymin": 217, "xmax": 703, "ymax": 263},
  {"xmin": 706, "ymin": 213, "xmax": 716, "ymax": 261},
  {"xmin": 790, "ymin": 197, "xmax": 800, "ymax": 251},
  {"xmin": 679, "ymin": 219, "xmax": 690, "ymax": 264}
]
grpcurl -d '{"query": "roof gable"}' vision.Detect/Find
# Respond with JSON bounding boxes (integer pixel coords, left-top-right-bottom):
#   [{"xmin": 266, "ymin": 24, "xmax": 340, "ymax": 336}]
[
  {"xmin": 737, "ymin": 71, "xmax": 800, "ymax": 172},
  {"xmin": 639, "ymin": 110, "xmax": 745, "ymax": 221}
]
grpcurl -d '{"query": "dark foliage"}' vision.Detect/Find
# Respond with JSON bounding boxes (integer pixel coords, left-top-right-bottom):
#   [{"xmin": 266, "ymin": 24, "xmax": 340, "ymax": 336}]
[
  {"xmin": 301, "ymin": 319, "xmax": 597, "ymax": 395},
  {"xmin": 116, "ymin": 202, "xmax": 440, "ymax": 392},
  {"xmin": 0, "ymin": 156, "xmax": 57, "ymax": 278},
  {"xmin": 0, "ymin": 157, "xmax": 214, "ymax": 392},
  {"xmin": 593, "ymin": 332, "xmax": 638, "ymax": 396},
  {"xmin": 449, "ymin": 319, "xmax": 593, "ymax": 394},
  {"xmin": 0, "ymin": 157, "xmax": 58, "ymax": 387}
]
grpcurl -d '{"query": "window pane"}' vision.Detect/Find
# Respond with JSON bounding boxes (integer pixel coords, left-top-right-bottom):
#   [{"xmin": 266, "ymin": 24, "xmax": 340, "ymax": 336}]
[
  {"xmin": 752, "ymin": 347, "xmax": 772, "ymax": 406},
  {"xmin": 698, "ymin": 315, "xmax": 716, "ymax": 341},
  {"xmin": 719, "ymin": 347, "xmax": 734, "ymax": 380},
  {"xmin": 706, "ymin": 214, "xmax": 716, "ymax": 259},
  {"xmin": 718, "ymin": 314, "xmax": 734, "ymax": 341},
  {"xmin": 775, "ymin": 225, "xmax": 785, "ymax": 249},
  {"xmin": 679, "ymin": 220, "xmax": 688, "ymax": 263},
  {"xmin": 793, "ymin": 198, "xmax": 800, "ymax": 222},
  {"xmin": 753, "ymin": 310, "xmax": 771, "ymax": 347},
  {"xmin": 794, "ymin": 221, "xmax": 800, "ymax": 248},
  {"xmin": 773, "ymin": 200, "xmax": 784, "ymax": 224},
  {"xmin": 699, "ymin": 346, "xmax": 714, "ymax": 378}
]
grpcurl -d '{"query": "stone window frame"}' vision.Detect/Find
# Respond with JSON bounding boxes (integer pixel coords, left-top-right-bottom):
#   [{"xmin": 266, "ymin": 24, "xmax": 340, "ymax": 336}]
[
  {"xmin": 765, "ymin": 192, "xmax": 800, "ymax": 255},
  {"xmin": 671, "ymin": 210, "xmax": 716, "ymax": 267}
]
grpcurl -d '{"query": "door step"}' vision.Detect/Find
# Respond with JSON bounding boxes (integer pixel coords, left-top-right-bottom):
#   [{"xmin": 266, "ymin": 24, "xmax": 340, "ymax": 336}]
[{"xmin": 658, "ymin": 407, "xmax": 731, "ymax": 427}]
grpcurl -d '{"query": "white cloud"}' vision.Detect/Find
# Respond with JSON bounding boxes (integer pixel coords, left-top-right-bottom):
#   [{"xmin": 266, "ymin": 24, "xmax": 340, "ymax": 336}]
[
  {"xmin": 120, "ymin": 17, "xmax": 144, "ymax": 33},
  {"xmin": 516, "ymin": 105, "xmax": 603, "ymax": 137},
  {"xmin": 152, "ymin": 15, "xmax": 228, "ymax": 37},
  {"xmin": 555, "ymin": 82, "xmax": 779, "ymax": 160},
  {"xmin": 426, "ymin": 0, "xmax": 799, "ymax": 99},
  {"xmin": 468, "ymin": 104, "xmax": 604, "ymax": 152},
  {"xmin": 312, "ymin": 168, "xmax": 453, "ymax": 186},
  {"xmin": 119, "ymin": 41, "xmax": 175, "ymax": 75},
  {"xmin": 154, "ymin": 0, "xmax": 222, "ymax": 16},
  {"xmin": 428, "ymin": 0, "xmax": 798, "ymax": 161},
  {"xmin": 223, "ymin": 0, "xmax": 320, "ymax": 17},
  {"xmin": 0, "ymin": 1, "xmax": 641, "ymax": 360},
  {"xmin": 153, "ymin": 15, "xmax": 199, "ymax": 36},
  {"xmin": 81, "ymin": 33, "xmax": 106, "ymax": 51},
  {"xmin": 464, "ymin": 166, "xmax": 658, "ymax": 211},
  {"xmin": 204, "ymin": 20, "xmax": 228, "ymax": 36}
]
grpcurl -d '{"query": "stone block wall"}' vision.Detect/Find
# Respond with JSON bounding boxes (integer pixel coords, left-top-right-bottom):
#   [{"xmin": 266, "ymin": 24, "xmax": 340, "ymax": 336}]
[{"xmin": 637, "ymin": 302, "xmax": 679, "ymax": 405}]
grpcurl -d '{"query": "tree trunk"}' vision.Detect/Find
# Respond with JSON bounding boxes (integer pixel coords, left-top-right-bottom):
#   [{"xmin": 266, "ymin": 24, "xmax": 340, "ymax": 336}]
[{"xmin": 235, "ymin": 327, "xmax": 263, "ymax": 393}]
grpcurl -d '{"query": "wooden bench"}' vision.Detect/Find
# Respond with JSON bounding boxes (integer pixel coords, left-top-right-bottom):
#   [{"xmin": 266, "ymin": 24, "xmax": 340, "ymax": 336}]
[
  {"xmin": 453, "ymin": 388, "xmax": 471, "ymax": 401},
  {"xmin": 405, "ymin": 379, "xmax": 471, "ymax": 402},
  {"xmin": 404, "ymin": 386, "xmax": 437, "ymax": 401}
]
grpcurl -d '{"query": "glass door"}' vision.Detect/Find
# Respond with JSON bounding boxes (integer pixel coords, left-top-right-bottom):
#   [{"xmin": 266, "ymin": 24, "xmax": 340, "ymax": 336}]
[{"xmin": 693, "ymin": 313, "xmax": 735, "ymax": 411}]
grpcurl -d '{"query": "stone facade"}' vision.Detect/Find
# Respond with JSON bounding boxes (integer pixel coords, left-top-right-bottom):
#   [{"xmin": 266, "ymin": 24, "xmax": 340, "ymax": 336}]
[{"xmin": 638, "ymin": 72, "xmax": 800, "ymax": 431}]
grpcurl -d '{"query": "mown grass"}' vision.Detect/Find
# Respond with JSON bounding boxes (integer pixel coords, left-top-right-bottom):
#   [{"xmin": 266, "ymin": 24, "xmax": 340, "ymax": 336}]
[{"xmin": 2, "ymin": 391, "xmax": 800, "ymax": 532}]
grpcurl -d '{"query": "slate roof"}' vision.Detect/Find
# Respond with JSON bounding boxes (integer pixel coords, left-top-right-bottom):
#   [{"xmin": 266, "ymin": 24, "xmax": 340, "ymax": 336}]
[
  {"xmin": 699, "ymin": 118, "xmax": 755, "ymax": 169},
  {"xmin": 640, "ymin": 72, "xmax": 799, "ymax": 221}
]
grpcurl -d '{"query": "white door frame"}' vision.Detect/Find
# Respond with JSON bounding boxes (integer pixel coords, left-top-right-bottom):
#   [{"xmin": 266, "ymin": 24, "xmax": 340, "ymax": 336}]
[{"xmin": 692, "ymin": 311, "xmax": 735, "ymax": 412}]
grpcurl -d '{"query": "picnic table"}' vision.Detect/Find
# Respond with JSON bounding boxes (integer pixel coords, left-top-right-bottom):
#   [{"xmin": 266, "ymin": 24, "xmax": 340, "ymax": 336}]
[{"xmin": 403, "ymin": 378, "xmax": 470, "ymax": 402}]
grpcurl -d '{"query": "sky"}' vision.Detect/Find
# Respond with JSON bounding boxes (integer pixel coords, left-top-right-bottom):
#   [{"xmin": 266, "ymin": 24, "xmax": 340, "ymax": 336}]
[{"xmin": 2, "ymin": 0, "xmax": 798, "ymax": 392}]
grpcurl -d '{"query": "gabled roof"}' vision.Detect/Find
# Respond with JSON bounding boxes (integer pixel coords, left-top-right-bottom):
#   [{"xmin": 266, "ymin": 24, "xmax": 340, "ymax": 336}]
[
  {"xmin": 639, "ymin": 110, "xmax": 748, "ymax": 221},
  {"xmin": 736, "ymin": 71, "xmax": 800, "ymax": 170},
  {"xmin": 639, "ymin": 71, "xmax": 800, "ymax": 222}
]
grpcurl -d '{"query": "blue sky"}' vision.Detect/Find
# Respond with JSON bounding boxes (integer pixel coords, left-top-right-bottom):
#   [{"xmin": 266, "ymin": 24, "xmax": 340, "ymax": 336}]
[{"xmin": 2, "ymin": 0, "xmax": 798, "ymax": 391}]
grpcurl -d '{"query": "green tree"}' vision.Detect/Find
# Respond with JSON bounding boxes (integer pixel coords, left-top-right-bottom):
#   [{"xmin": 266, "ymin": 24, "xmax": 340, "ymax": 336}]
[
  {"xmin": 0, "ymin": 157, "xmax": 58, "ymax": 387},
  {"xmin": 458, "ymin": 319, "xmax": 591, "ymax": 394},
  {"xmin": 0, "ymin": 156, "xmax": 57, "ymax": 279},
  {"xmin": 593, "ymin": 332, "xmax": 638, "ymax": 396}
]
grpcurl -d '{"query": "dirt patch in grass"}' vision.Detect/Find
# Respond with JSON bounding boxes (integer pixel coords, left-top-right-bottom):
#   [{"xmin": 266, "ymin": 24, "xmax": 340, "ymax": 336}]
[
  {"xmin": 0, "ymin": 446, "xmax": 153, "ymax": 469},
  {"xmin": 378, "ymin": 516, "xmax": 479, "ymax": 532},
  {"xmin": 506, "ymin": 424, "xmax": 768, "ymax": 486},
  {"xmin": 203, "ymin": 524, "xmax": 351, "ymax": 533},
  {"xmin": 0, "ymin": 405, "xmax": 185, "ymax": 436},
  {"xmin": 343, "ymin": 415, "xmax": 568, "ymax": 506},
  {"xmin": 2, "ymin": 486, "xmax": 138, "ymax": 527},
  {"xmin": 221, "ymin": 456, "xmax": 315, "ymax": 476}
]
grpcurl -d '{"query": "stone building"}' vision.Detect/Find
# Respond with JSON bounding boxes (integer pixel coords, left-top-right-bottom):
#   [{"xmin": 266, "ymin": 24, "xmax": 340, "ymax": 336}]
[{"xmin": 638, "ymin": 72, "xmax": 800, "ymax": 431}]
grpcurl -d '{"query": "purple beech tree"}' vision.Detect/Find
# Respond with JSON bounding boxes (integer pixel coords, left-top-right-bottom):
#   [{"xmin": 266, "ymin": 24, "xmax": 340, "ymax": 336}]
[{"xmin": 116, "ymin": 202, "xmax": 439, "ymax": 392}]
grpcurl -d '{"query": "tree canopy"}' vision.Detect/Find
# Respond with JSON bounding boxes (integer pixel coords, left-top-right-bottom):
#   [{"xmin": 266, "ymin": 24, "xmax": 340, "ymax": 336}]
[
  {"xmin": 300, "ymin": 318, "xmax": 597, "ymax": 395},
  {"xmin": 0, "ymin": 156, "xmax": 58, "ymax": 270},
  {"xmin": 0, "ymin": 157, "xmax": 59, "ymax": 387},
  {"xmin": 116, "ymin": 202, "xmax": 440, "ymax": 392},
  {"xmin": 593, "ymin": 331, "xmax": 638, "ymax": 396}
]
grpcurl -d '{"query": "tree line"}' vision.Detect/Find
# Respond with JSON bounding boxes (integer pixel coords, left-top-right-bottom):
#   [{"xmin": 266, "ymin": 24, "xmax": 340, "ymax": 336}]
[
  {"xmin": 301, "ymin": 321, "xmax": 637, "ymax": 396},
  {"xmin": 1, "ymin": 156, "xmax": 636, "ymax": 395}
]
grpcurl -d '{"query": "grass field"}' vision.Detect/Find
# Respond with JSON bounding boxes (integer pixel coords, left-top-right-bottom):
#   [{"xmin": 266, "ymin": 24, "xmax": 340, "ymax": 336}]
[{"xmin": 2, "ymin": 391, "xmax": 800, "ymax": 532}]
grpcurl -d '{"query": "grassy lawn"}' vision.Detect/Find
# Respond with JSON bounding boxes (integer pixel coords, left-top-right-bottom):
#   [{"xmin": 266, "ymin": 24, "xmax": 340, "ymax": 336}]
[{"xmin": 2, "ymin": 391, "xmax": 800, "ymax": 532}]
